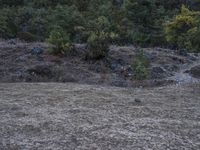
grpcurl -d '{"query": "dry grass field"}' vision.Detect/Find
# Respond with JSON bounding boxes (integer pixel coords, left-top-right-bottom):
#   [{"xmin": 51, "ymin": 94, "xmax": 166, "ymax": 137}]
[{"xmin": 0, "ymin": 83, "xmax": 200, "ymax": 149}]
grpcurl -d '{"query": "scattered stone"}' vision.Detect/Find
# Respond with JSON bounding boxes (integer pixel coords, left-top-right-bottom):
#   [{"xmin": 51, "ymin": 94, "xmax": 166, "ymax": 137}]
[
  {"xmin": 110, "ymin": 63, "xmax": 119, "ymax": 71},
  {"xmin": 31, "ymin": 47, "xmax": 43, "ymax": 55},
  {"xmin": 7, "ymin": 39, "xmax": 17, "ymax": 45},
  {"xmin": 107, "ymin": 46, "xmax": 135, "ymax": 67},
  {"xmin": 120, "ymin": 65, "xmax": 133, "ymax": 77},
  {"xmin": 187, "ymin": 65, "xmax": 200, "ymax": 79},
  {"xmin": 150, "ymin": 66, "xmax": 167, "ymax": 79},
  {"xmin": 110, "ymin": 74, "xmax": 130, "ymax": 87},
  {"xmin": 15, "ymin": 55, "xmax": 27, "ymax": 62},
  {"xmin": 144, "ymin": 52, "xmax": 156, "ymax": 61},
  {"xmin": 74, "ymin": 44, "xmax": 88, "ymax": 57},
  {"xmin": 178, "ymin": 49, "xmax": 188, "ymax": 56},
  {"xmin": 135, "ymin": 98, "xmax": 141, "ymax": 103},
  {"xmin": 188, "ymin": 55, "xmax": 197, "ymax": 61},
  {"xmin": 163, "ymin": 64, "xmax": 178, "ymax": 72}
]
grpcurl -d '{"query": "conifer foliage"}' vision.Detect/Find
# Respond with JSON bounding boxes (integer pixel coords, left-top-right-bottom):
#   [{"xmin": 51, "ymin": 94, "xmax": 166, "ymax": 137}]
[{"xmin": 0, "ymin": 0, "xmax": 199, "ymax": 53}]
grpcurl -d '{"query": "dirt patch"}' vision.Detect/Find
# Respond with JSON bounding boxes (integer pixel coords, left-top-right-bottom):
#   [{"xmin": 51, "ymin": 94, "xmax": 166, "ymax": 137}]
[{"xmin": 0, "ymin": 83, "xmax": 200, "ymax": 149}]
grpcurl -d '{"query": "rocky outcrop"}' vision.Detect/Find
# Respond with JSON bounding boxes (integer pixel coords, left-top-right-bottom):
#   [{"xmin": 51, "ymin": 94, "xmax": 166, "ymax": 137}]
[
  {"xmin": 187, "ymin": 65, "xmax": 200, "ymax": 79},
  {"xmin": 150, "ymin": 66, "xmax": 167, "ymax": 79}
]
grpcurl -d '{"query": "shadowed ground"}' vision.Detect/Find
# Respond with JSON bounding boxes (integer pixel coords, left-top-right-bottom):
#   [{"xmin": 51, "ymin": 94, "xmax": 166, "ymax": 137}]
[{"xmin": 0, "ymin": 83, "xmax": 200, "ymax": 150}]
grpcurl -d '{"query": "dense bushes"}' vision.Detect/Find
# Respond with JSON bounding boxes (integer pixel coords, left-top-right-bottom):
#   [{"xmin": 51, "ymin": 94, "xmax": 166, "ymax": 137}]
[
  {"xmin": 124, "ymin": 0, "xmax": 167, "ymax": 46},
  {"xmin": 0, "ymin": 15, "xmax": 11, "ymax": 38},
  {"xmin": 0, "ymin": 8, "xmax": 17, "ymax": 38},
  {"xmin": 165, "ymin": 5, "xmax": 200, "ymax": 52},
  {"xmin": 0, "ymin": 0, "xmax": 200, "ymax": 53},
  {"xmin": 49, "ymin": 5, "xmax": 84, "ymax": 41}
]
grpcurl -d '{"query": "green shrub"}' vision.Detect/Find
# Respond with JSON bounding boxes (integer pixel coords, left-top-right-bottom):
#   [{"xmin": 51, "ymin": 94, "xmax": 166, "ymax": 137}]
[
  {"xmin": 165, "ymin": 5, "xmax": 200, "ymax": 52},
  {"xmin": 131, "ymin": 50, "xmax": 149, "ymax": 80},
  {"xmin": 85, "ymin": 15, "xmax": 118, "ymax": 59},
  {"xmin": 86, "ymin": 31, "xmax": 118, "ymax": 59},
  {"xmin": 93, "ymin": 16, "xmax": 112, "ymax": 32},
  {"xmin": 0, "ymin": 0, "xmax": 198, "ymax": 48},
  {"xmin": 47, "ymin": 27, "xmax": 73, "ymax": 55},
  {"xmin": 86, "ymin": 31, "xmax": 110, "ymax": 59}
]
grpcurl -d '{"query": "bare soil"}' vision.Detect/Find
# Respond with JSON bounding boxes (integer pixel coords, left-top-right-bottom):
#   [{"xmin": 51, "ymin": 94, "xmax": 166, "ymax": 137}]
[{"xmin": 0, "ymin": 83, "xmax": 200, "ymax": 150}]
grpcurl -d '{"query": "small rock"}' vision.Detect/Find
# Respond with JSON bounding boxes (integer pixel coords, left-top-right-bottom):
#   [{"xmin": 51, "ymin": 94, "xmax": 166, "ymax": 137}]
[
  {"xmin": 150, "ymin": 66, "xmax": 167, "ymax": 79},
  {"xmin": 110, "ymin": 63, "xmax": 119, "ymax": 71},
  {"xmin": 31, "ymin": 47, "xmax": 43, "ymax": 55},
  {"xmin": 135, "ymin": 98, "xmax": 141, "ymax": 103},
  {"xmin": 144, "ymin": 52, "xmax": 156, "ymax": 61},
  {"xmin": 163, "ymin": 64, "xmax": 178, "ymax": 72},
  {"xmin": 15, "ymin": 55, "xmax": 27, "ymax": 62},
  {"xmin": 187, "ymin": 65, "xmax": 200, "ymax": 79},
  {"xmin": 7, "ymin": 39, "xmax": 16, "ymax": 45}
]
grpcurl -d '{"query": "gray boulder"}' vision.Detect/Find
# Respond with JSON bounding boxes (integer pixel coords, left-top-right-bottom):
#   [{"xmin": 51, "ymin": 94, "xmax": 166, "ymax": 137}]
[
  {"xmin": 150, "ymin": 66, "xmax": 167, "ymax": 79},
  {"xmin": 31, "ymin": 47, "xmax": 44, "ymax": 55},
  {"xmin": 187, "ymin": 65, "xmax": 200, "ymax": 79}
]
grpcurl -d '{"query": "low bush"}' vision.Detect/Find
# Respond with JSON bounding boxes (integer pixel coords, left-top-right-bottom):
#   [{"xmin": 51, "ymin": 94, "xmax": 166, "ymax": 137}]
[
  {"xmin": 131, "ymin": 50, "xmax": 150, "ymax": 80},
  {"xmin": 86, "ymin": 31, "xmax": 118, "ymax": 59},
  {"xmin": 47, "ymin": 27, "xmax": 74, "ymax": 55}
]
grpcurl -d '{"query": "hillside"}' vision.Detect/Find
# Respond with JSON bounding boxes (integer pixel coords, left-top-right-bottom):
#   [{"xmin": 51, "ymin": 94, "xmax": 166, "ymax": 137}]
[
  {"xmin": 0, "ymin": 40, "xmax": 200, "ymax": 87},
  {"xmin": 0, "ymin": 83, "xmax": 200, "ymax": 149},
  {"xmin": 1, "ymin": 1, "xmax": 200, "ymax": 149}
]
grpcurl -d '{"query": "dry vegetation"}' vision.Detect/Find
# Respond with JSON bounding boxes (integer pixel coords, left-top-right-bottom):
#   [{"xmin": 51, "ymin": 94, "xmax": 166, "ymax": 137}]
[{"xmin": 0, "ymin": 83, "xmax": 200, "ymax": 149}]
